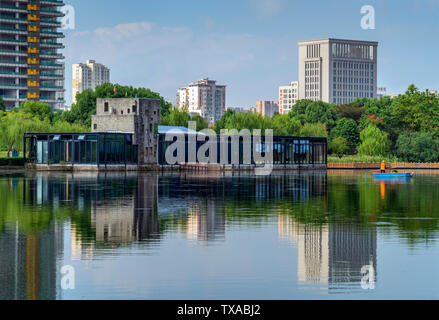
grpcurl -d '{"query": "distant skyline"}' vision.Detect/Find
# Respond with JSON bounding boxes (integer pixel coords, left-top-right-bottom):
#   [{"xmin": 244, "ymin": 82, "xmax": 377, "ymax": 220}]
[{"xmin": 64, "ymin": 0, "xmax": 439, "ymax": 107}]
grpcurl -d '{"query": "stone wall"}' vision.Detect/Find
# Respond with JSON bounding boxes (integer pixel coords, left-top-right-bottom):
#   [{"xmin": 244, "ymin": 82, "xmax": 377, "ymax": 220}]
[{"xmin": 91, "ymin": 98, "xmax": 161, "ymax": 165}]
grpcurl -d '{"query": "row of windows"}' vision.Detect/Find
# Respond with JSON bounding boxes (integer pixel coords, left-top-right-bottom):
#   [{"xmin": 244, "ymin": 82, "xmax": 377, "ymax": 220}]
[
  {"xmin": 306, "ymin": 84, "xmax": 320, "ymax": 90},
  {"xmin": 334, "ymin": 84, "xmax": 375, "ymax": 91},
  {"xmin": 334, "ymin": 90, "xmax": 374, "ymax": 97},
  {"xmin": 333, "ymin": 94, "xmax": 374, "ymax": 104},
  {"xmin": 281, "ymin": 89, "xmax": 297, "ymax": 93},
  {"xmin": 333, "ymin": 61, "xmax": 374, "ymax": 70},
  {"xmin": 334, "ymin": 70, "xmax": 374, "ymax": 77},
  {"xmin": 305, "ymin": 61, "xmax": 320, "ymax": 68},
  {"xmin": 282, "ymin": 100, "xmax": 297, "ymax": 104},
  {"xmin": 334, "ymin": 77, "xmax": 374, "ymax": 84}
]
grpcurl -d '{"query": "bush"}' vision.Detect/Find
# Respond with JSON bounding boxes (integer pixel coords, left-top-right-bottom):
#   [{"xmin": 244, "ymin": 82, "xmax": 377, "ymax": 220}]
[
  {"xmin": 395, "ymin": 132, "xmax": 439, "ymax": 163},
  {"xmin": 329, "ymin": 137, "xmax": 349, "ymax": 157},
  {"xmin": 358, "ymin": 124, "xmax": 389, "ymax": 157},
  {"xmin": 0, "ymin": 157, "xmax": 25, "ymax": 166}
]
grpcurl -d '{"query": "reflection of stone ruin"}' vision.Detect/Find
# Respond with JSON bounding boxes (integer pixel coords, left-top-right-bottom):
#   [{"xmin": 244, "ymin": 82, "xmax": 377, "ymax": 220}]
[
  {"xmin": 90, "ymin": 175, "xmax": 160, "ymax": 246},
  {"xmin": 279, "ymin": 214, "xmax": 377, "ymax": 287}
]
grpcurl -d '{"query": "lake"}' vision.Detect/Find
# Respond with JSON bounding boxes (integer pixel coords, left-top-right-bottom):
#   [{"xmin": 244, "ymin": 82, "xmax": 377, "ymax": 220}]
[{"xmin": 0, "ymin": 170, "xmax": 438, "ymax": 300}]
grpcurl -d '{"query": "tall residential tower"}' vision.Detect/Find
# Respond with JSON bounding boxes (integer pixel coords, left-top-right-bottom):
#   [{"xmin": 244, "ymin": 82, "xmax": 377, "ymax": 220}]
[
  {"xmin": 298, "ymin": 38, "xmax": 378, "ymax": 105},
  {"xmin": 0, "ymin": 0, "xmax": 66, "ymax": 110},
  {"xmin": 72, "ymin": 59, "xmax": 110, "ymax": 104},
  {"xmin": 177, "ymin": 78, "xmax": 226, "ymax": 125}
]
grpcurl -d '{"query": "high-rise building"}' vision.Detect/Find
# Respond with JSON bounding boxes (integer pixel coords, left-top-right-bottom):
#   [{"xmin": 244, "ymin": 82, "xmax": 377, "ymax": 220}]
[
  {"xmin": 72, "ymin": 60, "xmax": 110, "ymax": 104},
  {"xmin": 0, "ymin": 0, "xmax": 66, "ymax": 110},
  {"xmin": 279, "ymin": 81, "xmax": 298, "ymax": 114},
  {"xmin": 176, "ymin": 78, "xmax": 226, "ymax": 124},
  {"xmin": 298, "ymin": 38, "xmax": 378, "ymax": 105},
  {"xmin": 256, "ymin": 100, "xmax": 279, "ymax": 118}
]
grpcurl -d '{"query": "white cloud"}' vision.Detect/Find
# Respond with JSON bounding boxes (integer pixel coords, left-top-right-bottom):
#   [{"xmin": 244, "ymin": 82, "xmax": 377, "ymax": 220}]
[
  {"xmin": 247, "ymin": 0, "xmax": 286, "ymax": 17},
  {"xmin": 63, "ymin": 21, "xmax": 298, "ymax": 107}
]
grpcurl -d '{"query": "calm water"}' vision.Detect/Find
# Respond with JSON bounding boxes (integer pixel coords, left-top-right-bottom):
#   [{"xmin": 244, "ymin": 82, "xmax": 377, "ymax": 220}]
[{"xmin": 0, "ymin": 170, "xmax": 439, "ymax": 300}]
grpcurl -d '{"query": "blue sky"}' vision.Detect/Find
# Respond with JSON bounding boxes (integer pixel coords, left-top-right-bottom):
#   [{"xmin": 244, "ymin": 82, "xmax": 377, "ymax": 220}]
[{"xmin": 63, "ymin": 0, "xmax": 439, "ymax": 107}]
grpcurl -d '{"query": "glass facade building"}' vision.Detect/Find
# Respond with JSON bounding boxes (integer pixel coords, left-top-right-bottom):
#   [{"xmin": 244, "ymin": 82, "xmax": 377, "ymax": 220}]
[
  {"xmin": 158, "ymin": 134, "xmax": 327, "ymax": 166},
  {"xmin": 24, "ymin": 133, "xmax": 138, "ymax": 165}
]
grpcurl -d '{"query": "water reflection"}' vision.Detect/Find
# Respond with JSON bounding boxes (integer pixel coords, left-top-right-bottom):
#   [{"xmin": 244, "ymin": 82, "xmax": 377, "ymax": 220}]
[{"xmin": 0, "ymin": 171, "xmax": 439, "ymax": 299}]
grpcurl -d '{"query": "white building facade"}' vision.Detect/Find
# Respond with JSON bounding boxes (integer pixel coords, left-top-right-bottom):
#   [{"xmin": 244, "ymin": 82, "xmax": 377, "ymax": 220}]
[
  {"xmin": 298, "ymin": 38, "xmax": 378, "ymax": 105},
  {"xmin": 176, "ymin": 78, "xmax": 226, "ymax": 124},
  {"xmin": 279, "ymin": 81, "xmax": 299, "ymax": 114},
  {"xmin": 72, "ymin": 60, "xmax": 110, "ymax": 104}
]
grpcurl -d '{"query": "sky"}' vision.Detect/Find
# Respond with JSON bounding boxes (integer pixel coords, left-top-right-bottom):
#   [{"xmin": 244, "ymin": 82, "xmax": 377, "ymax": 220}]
[{"xmin": 62, "ymin": 0, "xmax": 439, "ymax": 107}]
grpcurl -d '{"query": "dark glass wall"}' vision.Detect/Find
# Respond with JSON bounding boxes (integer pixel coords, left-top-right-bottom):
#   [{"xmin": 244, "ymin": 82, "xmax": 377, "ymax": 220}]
[{"xmin": 158, "ymin": 134, "xmax": 327, "ymax": 166}]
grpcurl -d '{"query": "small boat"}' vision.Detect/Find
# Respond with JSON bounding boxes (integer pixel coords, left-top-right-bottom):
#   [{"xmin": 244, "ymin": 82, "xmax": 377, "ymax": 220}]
[{"xmin": 374, "ymin": 172, "xmax": 414, "ymax": 179}]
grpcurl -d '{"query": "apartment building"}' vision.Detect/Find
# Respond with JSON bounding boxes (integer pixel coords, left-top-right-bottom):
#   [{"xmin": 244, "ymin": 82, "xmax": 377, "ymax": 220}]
[
  {"xmin": 279, "ymin": 81, "xmax": 298, "ymax": 114},
  {"xmin": 72, "ymin": 59, "xmax": 110, "ymax": 104},
  {"xmin": 176, "ymin": 78, "xmax": 226, "ymax": 124},
  {"xmin": 298, "ymin": 38, "xmax": 378, "ymax": 105},
  {"xmin": 0, "ymin": 0, "xmax": 66, "ymax": 110},
  {"xmin": 256, "ymin": 100, "xmax": 279, "ymax": 118}
]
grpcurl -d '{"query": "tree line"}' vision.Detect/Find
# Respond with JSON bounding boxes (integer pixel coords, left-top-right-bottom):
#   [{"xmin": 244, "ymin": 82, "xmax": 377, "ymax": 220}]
[{"xmin": 1, "ymin": 83, "xmax": 439, "ymax": 162}]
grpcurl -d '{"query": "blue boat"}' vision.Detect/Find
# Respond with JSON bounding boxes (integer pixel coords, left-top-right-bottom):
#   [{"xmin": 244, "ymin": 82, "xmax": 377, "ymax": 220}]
[{"xmin": 374, "ymin": 172, "xmax": 413, "ymax": 179}]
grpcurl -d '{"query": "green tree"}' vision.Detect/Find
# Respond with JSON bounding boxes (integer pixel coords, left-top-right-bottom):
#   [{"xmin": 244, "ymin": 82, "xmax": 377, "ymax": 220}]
[
  {"xmin": 300, "ymin": 123, "xmax": 328, "ymax": 137},
  {"xmin": 64, "ymin": 83, "xmax": 173, "ymax": 127},
  {"xmin": 358, "ymin": 124, "xmax": 389, "ymax": 157},
  {"xmin": 334, "ymin": 101, "xmax": 366, "ymax": 123},
  {"xmin": 331, "ymin": 118, "xmax": 360, "ymax": 153},
  {"xmin": 20, "ymin": 100, "xmax": 53, "ymax": 122},
  {"xmin": 214, "ymin": 109, "xmax": 236, "ymax": 134},
  {"xmin": 395, "ymin": 132, "xmax": 439, "ymax": 163},
  {"xmin": 329, "ymin": 137, "xmax": 350, "ymax": 157},
  {"xmin": 291, "ymin": 100, "xmax": 338, "ymax": 131},
  {"xmin": 160, "ymin": 107, "xmax": 191, "ymax": 127},
  {"xmin": 0, "ymin": 97, "xmax": 5, "ymax": 112}
]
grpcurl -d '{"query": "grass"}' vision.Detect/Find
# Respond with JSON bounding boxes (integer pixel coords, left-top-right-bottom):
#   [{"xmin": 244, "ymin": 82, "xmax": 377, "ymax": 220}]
[
  {"xmin": 0, "ymin": 150, "xmax": 23, "ymax": 158},
  {"xmin": 328, "ymin": 154, "xmax": 400, "ymax": 163}
]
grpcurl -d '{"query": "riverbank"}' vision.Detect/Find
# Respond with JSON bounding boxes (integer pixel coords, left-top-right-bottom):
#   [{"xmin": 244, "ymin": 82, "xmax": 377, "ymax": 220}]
[{"xmin": 328, "ymin": 162, "xmax": 439, "ymax": 169}]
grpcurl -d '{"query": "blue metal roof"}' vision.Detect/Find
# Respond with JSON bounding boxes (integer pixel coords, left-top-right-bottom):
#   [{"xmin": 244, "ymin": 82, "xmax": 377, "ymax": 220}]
[{"xmin": 158, "ymin": 125, "xmax": 200, "ymax": 135}]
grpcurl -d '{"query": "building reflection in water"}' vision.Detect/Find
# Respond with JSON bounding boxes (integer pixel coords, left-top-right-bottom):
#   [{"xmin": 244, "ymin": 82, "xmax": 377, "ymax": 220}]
[{"xmin": 279, "ymin": 217, "xmax": 377, "ymax": 289}]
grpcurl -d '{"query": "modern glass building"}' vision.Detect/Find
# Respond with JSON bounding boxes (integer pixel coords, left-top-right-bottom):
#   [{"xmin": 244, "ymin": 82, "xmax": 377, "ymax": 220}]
[
  {"xmin": 0, "ymin": 0, "xmax": 66, "ymax": 110},
  {"xmin": 24, "ymin": 130, "xmax": 327, "ymax": 167},
  {"xmin": 158, "ymin": 134, "xmax": 327, "ymax": 166},
  {"xmin": 24, "ymin": 132, "xmax": 138, "ymax": 165}
]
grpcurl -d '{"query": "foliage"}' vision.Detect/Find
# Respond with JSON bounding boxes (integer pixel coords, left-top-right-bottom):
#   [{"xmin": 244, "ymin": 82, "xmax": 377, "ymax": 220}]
[
  {"xmin": 0, "ymin": 157, "xmax": 25, "ymax": 166},
  {"xmin": 159, "ymin": 107, "xmax": 208, "ymax": 131},
  {"xmin": 329, "ymin": 137, "xmax": 349, "ymax": 157},
  {"xmin": 0, "ymin": 97, "xmax": 5, "ymax": 112},
  {"xmin": 290, "ymin": 100, "xmax": 338, "ymax": 131},
  {"xmin": 334, "ymin": 101, "xmax": 366, "ymax": 123},
  {"xmin": 299, "ymin": 123, "xmax": 328, "ymax": 137},
  {"xmin": 64, "ymin": 83, "xmax": 173, "ymax": 127},
  {"xmin": 331, "ymin": 118, "xmax": 360, "ymax": 153},
  {"xmin": 395, "ymin": 132, "xmax": 439, "ymax": 163},
  {"xmin": 358, "ymin": 124, "xmax": 389, "ymax": 157},
  {"xmin": 327, "ymin": 154, "xmax": 399, "ymax": 163},
  {"xmin": 20, "ymin": 100, "xmax": 53, "ymax": 121}
]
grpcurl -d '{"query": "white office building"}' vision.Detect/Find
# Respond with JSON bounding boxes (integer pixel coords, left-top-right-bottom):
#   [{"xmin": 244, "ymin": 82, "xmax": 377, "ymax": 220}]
[
  {"xmin": 279, "ymin": 81, "xmax": 299, "ymax": 114},
  {"xmin": 298, "ymin": 38, "xmax": 378, "ymax": 105},
  {"xmin": 176, "ymin": 78, "xmax": 226, "ymax": 124},
  {"xmin": 72, "ymin": 60, "xmax": 110, "ymax": 104}
]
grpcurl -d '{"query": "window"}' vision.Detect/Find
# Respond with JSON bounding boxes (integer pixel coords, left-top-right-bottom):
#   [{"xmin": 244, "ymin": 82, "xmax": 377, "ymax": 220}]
[
  {"xmin": 132, "ymin": 105, "xmax": 137, "ymax": 113},
  {"xmin": 127, "ymin": 109, "xmax": 130, "ymax": 114},
  {"xmin": 93, "ymin": 124, "xmax": 97, "ymax": 130},
  {"xmin": 104, "ymin": 102, "xmax": 109, "ymax": 112},
  {"xmin": 121, "ymin": 110, "xmax": 124, "ymax": 115}
]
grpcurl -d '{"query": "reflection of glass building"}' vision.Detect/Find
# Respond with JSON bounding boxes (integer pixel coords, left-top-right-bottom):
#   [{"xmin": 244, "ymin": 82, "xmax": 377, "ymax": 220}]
[
  {"xmin": 279, "ymin": 215, "xmax": 377, "ymax": 289},
  {"xmin": 0, "ymin": 220, "xmax": 63, "ymax": 300},
  {"xmin": 185, "ymin": 200, "xmax": 225, "ymax": 243}
]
